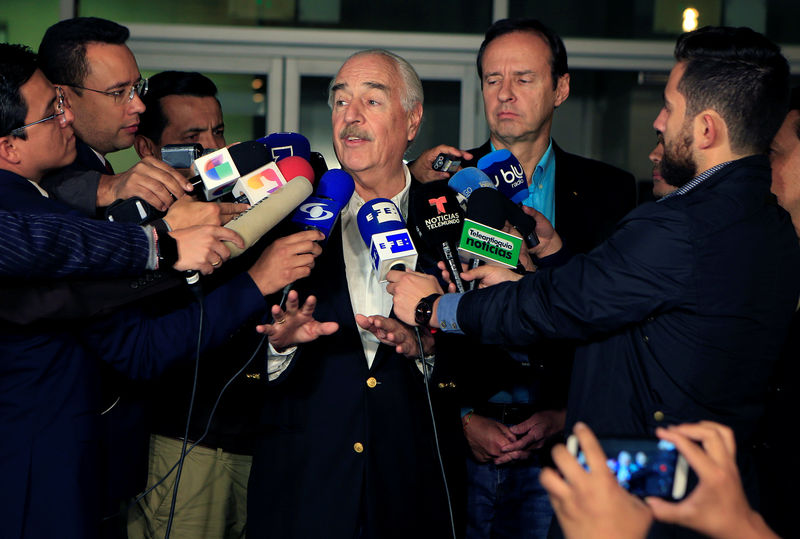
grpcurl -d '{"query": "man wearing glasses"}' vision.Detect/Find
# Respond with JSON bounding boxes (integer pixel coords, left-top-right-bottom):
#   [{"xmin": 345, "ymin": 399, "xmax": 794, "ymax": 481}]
[{"xmin": 37, "ymin": 17, "xmax": 192, "ymax": 216}]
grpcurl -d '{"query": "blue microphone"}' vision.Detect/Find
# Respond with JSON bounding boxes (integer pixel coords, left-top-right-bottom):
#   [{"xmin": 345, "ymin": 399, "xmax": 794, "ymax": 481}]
[
  {"xmin": 477, "ymin": 149, "xmax": 528, "ymax": 204},
  {"xmin": 257, "ymin": 132, "xmax": 311, "ymax": 162},
  {"xmin": 448, "ymin": 167, "xmax": 497, "ymax": 200},
  {"xmin": 356, "ymin": 199, "xmax": 418, "ymax": 281},
  {"xmin": 291, "ymin": 169, "xmax": 355, "ymax": 240}
]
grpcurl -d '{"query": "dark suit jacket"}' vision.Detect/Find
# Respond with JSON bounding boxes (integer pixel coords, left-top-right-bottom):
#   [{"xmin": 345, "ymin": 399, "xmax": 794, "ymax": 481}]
[
  {"xmin": 247, "ymin": 178, "xmax": 463, "ymax": 539},
  {"xmin": 456, "ymin": 140, "xmax": 637, "ymax": 409},
  {"xmin": 40, "ymin": 138, "xmax": 106, "ymax": 216},
  {"xmin": 0, "ymin": 169, "xmax": 268, "ymax": 539}
]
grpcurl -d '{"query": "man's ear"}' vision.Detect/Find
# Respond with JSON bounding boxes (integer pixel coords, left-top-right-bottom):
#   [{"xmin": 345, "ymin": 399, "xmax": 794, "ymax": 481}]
[
  {"xmin": 694, "ymin": 110, "xmax": 724, "ymax": 151},
  {"xmin": 134, "ymin": 134, "xmax": 158, "ymax": 160},
  {"xmin": 406, "ymin": 102, "xmax": 423, "ymax": 143},
  {"xmin": 0, "ymin": 136, "xmax": 22, "ymax": 166},
  {"xmin": 554, "ymin": 73, "xmax": 570, "ymax": 108}
]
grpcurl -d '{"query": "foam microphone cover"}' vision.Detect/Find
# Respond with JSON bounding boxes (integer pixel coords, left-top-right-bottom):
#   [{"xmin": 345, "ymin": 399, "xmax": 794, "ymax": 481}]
[
  {"xmin": 258, "ymin": 132, "xmax": 312, "ymax": 162},
  {"xmin": 477, "ymin": 149, "xmax": 528, "ymax": 204},
  {"xmin": 223, "ymin": 176, "xmax": 313, "ymax": 258},
  {"xmin": 413, "ymin": 183, "xmax": 466, "ymax": 292},
  {"xmin": 229, "ymin": 141, "xmax": 272, "ymax": 173},
  {"xmin": 501, "ymin": 196, "xmax": 539, "ymax": 248},
  {"xmin": 276, "ymin": 155, "xmax": 316, "ymax": 186},
  {"xmin": 356, "ymin": 198, "xmax": 408, "ymax": 246},
  {"xmin": 316, "ymin": 168, "xmax": 355, "ymax": 204},
  {"xmin": 466, "ymin": 187, "xmax": 508, "ymax": 230},
  {"xmin": 448, "ymin": 167, "xmax": 496, "ymax": 199}
]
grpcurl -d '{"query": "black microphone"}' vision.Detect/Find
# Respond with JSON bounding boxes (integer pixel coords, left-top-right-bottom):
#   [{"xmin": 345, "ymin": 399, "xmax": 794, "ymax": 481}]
[
  {"xmin": 188, "ymin": 141, "xmax": 271, "ymax": 201},
  {"xmin": 412, "ymin": 184, "xmax": 467, "ymax": 293}
]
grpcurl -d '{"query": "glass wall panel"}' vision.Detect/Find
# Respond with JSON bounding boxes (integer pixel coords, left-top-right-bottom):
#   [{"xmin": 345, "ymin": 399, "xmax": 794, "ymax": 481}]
[
  {"xmin": 78, "ymin": 0, "xmax": 492, "ymax": 33},
  {"xmin": 509, "ymin": 0, "xmax": 798, "ymax": 44},
  {"xmin": 0, "ymin": 0, "xmax": 60, "ymax": 48}
]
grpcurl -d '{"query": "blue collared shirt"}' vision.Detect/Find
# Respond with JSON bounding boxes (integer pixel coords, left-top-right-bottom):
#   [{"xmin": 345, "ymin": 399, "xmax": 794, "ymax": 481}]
[{"xmin": 492, "ymin": 139, "xmax": 557, "ymax": 226}]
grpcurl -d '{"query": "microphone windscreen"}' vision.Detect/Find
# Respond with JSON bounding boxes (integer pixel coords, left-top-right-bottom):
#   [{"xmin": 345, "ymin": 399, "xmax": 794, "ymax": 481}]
[
  {"xmin": 356, "ymin": 198, "xmax": 406, "ymax": 247},
  {"xmin": 309, "ymin": 151, "xmax": 329, "ymax": 181},
  {"xmin": 258, "ymin": 132, "xmax": 312, "ymax": 162},
  {"xmin": 413, "ymin": 184, "xmax": 464, "ymax": 244},
  {"xmin": 448, "ymin": 167, "xmax": 496, "ymax": 199},
  {"xmin": 229, "ymin": 141, "xmax": 271, "ymax": 174},
  {"xmin": 466, "ymin": 187, "xmax": 508, "ymax": 230},
  {"xmin": 316, "ymin": 169, "xmax": 355, "ymax": 205},
  {"xmin": 477, "ymin": 149, "xmax": 528, "ymax": 204},
  {"xmin": 276, "ymin": 155, "xmax": 316, "ymax": 186},
  {"xmin": 223, "ymin": 177, "xmax": 314, "ymax": 257}
]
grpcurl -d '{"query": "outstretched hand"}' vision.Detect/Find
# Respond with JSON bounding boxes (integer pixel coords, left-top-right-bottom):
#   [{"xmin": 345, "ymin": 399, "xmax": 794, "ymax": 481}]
[
  {"xmin": 256, "ymin": 290, "xmax": 338, "ymax": 349},
  {"xmin": 355, "ymin": 314, "xmax": 434, "ymax": 358}
]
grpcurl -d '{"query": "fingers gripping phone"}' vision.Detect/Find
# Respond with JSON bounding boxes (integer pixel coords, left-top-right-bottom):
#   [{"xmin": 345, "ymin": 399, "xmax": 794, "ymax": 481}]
[{"xmin": 567, "ymin": 435, "xmax": 689, "ymax": 499}]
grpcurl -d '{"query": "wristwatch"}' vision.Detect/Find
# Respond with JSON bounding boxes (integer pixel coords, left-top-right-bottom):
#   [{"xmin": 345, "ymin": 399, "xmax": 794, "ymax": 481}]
[{"xmin": 414, "ymin": 293, "xmax": 441, "ymax": 327}]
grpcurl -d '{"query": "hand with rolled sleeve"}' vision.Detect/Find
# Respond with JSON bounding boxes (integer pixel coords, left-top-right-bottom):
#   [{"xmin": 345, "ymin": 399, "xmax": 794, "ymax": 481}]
[{"xmin": 97, "ymin": 156, "xmax": 193, "ymax": 210}]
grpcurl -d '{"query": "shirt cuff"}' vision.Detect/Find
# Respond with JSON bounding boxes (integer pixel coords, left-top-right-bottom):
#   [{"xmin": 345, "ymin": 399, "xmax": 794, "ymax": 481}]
[{"xmin": 436, "ymin": 293, "xmax": 464, "ymax": 334}]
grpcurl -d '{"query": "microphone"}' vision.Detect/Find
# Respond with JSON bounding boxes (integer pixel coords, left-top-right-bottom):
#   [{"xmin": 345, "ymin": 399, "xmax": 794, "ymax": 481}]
[
  {"xmin": 257, "ymin": 132, "xmax": 311, "ymax": 162},
  {"xmin": 189, "ymin": 141, "xmax": 271, "ymax": 201},
  {"xmin": 450, "ymin": 167, "xmax": 539, "ymax": 249},
  {"xmin": 222, "ymin": 161, "xmax": 315, "ymax": 258},
  {"xmin": 477, "ymin": 149, "xmax": 528, "ymax": 204},
  {"xmin": 309, "ymin": 151, "xmax": 329, "ymax": 182},
  {"xmin": 458, "ymin": 188, "xmax": 522, "ymax": 269},
  {"xmin": 232, "ymin": 155, "xmax": 316, "ymax": 205},
  {"xmin": 412, "ymin": 184, "xmax": 467, "ymax": 293},
  {"xmin": 356, "ymin": 199, "xmax": 418, "ymax": 282},
  {"xmin": 291, "ymin": 168, "xmax": 355, "ymax": 240},
  {"xmin": 448, "ymin": 167, "xmax": 496, "ymax": 201}
]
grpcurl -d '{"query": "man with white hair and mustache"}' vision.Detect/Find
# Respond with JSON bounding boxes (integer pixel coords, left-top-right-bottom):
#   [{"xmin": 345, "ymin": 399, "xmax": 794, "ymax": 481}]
[{"xmin": 245, "ymin": 49, "xmax": 463, "ymax": 539}]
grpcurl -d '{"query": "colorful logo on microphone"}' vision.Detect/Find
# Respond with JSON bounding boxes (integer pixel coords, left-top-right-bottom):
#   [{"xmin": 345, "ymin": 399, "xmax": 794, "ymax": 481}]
[
  {"xmin": 365, "ymin": 201, "xmax": 402, "ymax": 224},
  {"xmin": 248, "ymin": 168, "xmax": 285, "ymax": 192},
  {"xmin": 204, "ymin": 155, "xmax": 234, "ymax": 180}
]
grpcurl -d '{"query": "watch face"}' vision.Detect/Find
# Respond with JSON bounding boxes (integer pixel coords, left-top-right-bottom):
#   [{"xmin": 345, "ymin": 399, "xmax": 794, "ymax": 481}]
[{"xmin": 415, "ymin": 299, "xmax": 432, "ymax": 326}]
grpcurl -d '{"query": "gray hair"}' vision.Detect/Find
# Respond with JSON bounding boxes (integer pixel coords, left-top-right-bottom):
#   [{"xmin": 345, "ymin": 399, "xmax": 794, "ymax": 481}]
[{"xmin": 328, "ymin": 49, "xmax": 424, "ymax": 113}]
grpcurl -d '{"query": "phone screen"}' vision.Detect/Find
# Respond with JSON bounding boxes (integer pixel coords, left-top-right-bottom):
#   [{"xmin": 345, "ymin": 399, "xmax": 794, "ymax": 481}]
[{"xmin": 569, "ymin": 437, "xmax": 688, "ymax": 499}]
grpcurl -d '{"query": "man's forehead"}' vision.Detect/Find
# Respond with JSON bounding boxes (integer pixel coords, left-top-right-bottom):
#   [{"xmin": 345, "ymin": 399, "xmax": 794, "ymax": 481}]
[{"xmin": 334, "ymin": 55, "xmax": 398, "ymax": 94}]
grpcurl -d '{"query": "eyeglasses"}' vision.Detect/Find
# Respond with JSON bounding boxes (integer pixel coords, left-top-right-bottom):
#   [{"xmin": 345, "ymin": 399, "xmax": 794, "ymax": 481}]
[
  {"xmin": 68, "ymin": 77, "xmax": 148, "ymax": 105},
  {"xmin": 8, "ymin": 86, "xmax": 68, "ymax": 137}
]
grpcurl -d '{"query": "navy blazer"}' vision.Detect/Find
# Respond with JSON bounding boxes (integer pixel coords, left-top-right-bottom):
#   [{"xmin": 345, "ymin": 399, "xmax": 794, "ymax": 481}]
[
  {"xmin": 0, "ymin": 170, "xmax": 267, "ymax": 539},
  {"xmin": 456, "ymin": 140, "xmax": 637, "ymax": 409},
  {"xmin": 455, "ymin": 155, "xmax": 800, "ymax": 445},
  {"xmin": 247, "ymin": 178, "xmax": 464, "ymax": 539}
]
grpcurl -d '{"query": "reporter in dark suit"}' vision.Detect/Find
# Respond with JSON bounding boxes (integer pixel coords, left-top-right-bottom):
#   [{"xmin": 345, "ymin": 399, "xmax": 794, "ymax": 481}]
[{"xmin": 0, "ymin": 43, "xmax": 323, "ymax": 539}]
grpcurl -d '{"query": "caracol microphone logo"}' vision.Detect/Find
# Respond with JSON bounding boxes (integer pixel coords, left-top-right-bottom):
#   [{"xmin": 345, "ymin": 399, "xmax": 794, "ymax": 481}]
[
  {"xmin": 204, "ymin": 155, "xmax": 234, "ymax": 180},
  {"xmin": 298, "ymin": 202, "xmax": 334, "ymax": 221}
]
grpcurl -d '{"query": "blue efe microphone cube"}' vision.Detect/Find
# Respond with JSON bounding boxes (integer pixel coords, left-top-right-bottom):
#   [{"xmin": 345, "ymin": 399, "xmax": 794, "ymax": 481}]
[{"xmin": 356, "ymin": 198, "xmax": 418, "ymax": 281}]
